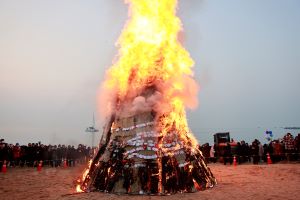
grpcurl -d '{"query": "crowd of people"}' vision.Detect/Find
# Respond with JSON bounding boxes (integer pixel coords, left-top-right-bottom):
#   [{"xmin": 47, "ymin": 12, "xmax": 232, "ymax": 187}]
[
  {"xmin": 200, "ymin": 133, "xmax": 300, "ymax": 165},
  {"xmin": 0, "ymin": 139, "xmax": 95, "ymax": 169},
  {"xmin": 1, "ymin": 132, "xmax": 300, "ymax": 170}
]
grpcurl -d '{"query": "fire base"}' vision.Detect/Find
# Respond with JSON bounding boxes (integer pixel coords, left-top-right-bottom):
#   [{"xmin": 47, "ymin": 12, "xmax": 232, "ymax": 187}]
[{"xmin": 78, "ymin": 112, "xmax": 216, "ymax": 195}]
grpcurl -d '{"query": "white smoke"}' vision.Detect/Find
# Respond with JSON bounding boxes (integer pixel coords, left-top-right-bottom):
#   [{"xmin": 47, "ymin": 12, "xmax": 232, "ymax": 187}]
[{"xmin": 130, "ymin": 91, "xmax": 162, "ymax": 114}]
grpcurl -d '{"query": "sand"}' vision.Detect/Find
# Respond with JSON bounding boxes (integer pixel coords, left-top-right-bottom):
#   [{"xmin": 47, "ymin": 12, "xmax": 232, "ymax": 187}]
[{"xmin": 0, "ymin": 163, "xmax": 299, "ymax": 200}]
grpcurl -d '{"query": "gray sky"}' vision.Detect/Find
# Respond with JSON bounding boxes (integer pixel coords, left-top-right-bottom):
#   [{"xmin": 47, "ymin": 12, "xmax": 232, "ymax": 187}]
[{"xmin": 0, "ymin": 0, "xmax": 299, "ymax": 146}]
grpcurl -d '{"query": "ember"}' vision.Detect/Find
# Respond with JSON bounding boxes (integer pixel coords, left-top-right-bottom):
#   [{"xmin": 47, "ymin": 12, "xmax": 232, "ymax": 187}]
[{"xmin": 77, "ymin": 0, "xmax": 216, "ymax": 194}]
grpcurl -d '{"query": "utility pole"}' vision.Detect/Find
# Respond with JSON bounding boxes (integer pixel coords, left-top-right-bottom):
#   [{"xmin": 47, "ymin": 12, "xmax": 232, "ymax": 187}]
[{"xmin": 85, "ymin": 113, "xmax": 99, "ymax": 147}]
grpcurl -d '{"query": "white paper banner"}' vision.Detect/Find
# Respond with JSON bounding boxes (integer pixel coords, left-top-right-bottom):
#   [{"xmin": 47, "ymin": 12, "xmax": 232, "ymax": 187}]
[{"xmin": 114, "ymin": 122, "xmax": 155, "ymax": 132}]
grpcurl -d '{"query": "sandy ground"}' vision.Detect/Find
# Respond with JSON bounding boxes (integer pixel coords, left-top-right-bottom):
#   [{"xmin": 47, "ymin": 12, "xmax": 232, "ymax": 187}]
[{"xmin": 0, "ymin": 163, "xmax": 299, "ymax": 200}]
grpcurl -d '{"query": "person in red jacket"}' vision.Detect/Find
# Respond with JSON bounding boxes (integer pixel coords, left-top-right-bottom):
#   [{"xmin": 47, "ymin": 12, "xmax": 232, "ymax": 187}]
[{"xmin": 13, "ymin": 143, "xmax": 21, "ymax": 167}]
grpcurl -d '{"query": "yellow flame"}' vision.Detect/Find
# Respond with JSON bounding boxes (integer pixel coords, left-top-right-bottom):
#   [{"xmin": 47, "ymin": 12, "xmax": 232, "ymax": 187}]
[
  {"xmin": 103, "ymin": 0, "xmax": 199, "ymax": 147},
  {"xmin": 76, "ymin": 185, "xmax": 83, "ymax": 193}
]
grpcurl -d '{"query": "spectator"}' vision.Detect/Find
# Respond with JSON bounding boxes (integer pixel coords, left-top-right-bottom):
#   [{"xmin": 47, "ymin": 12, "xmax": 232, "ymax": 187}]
[
  {"xmin": 239, "ymin": 141, "xmax": 247, "ymax": 163},
  {"xmin": 273, "ymin": 140, "xmax": 283, "ymax": 163},
  {"xmin": 295, "ymin": 134, "xmax": 300, "ymax": 160},
  {"xmin": 223, "ymin": 143, "xmax": 232, "ymax": 165},
  {"xmin": 283, "ymin": 133, "xmax": 295, "ymax": 161},
  {"xmin": 235, "ymin": 142, "xmax": 242, "ymax": 164},
  {"xmin": 210, "ymin": 144, "xmax": 216, "ymax": 163},
  {"xmin": 251, "ymin": 139, "xmax": 260, "ymax": 164},
  {"xmin": 12, "ymin": 143, "xmax": 21, "ymax": 167},
  {"xmin": 258, "ymin": 141, "xmax": 264, "ymax": 162}
]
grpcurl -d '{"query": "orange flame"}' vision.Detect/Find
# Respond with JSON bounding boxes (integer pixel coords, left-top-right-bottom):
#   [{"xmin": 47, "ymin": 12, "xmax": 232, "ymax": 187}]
[
  {"xmin": 101, "ymin": 0, "xmax": 199, "ymax": 146},
  {"xmin": 76, "ymin": 159, "xmax": 93, "ymax": 193}
]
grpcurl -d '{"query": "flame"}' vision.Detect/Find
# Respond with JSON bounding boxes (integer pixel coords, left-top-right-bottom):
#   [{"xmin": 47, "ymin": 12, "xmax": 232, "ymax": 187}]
[
  {"xmin": 193, "ymin": 179, "xmax": 202, "ymax": 191},
  {"xmin": 76, "ymin": 159, "xmax": 93, "ymax": 193},
  {"xmin": 76, "ymin": 184, "xmax": 84, "ymax": 193},
  {"xmin": 101, "ymin": 0, "xmax": 199, "ymax": 147}
]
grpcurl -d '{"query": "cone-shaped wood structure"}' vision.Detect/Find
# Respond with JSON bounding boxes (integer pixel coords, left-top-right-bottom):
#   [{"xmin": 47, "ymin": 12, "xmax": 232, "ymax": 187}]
[{"xmin": 78, "ymin": 105, "xmax": 216, "ymax": 194}]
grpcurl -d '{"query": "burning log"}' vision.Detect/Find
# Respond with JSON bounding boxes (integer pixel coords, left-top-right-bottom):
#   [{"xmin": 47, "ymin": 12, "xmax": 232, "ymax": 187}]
[
  {"xmin": 77, "ymin": 0, "xmax": 216, "ymax": 195},
  {"xmin": 77, "ymin": 111, "xmax": 216, "ymax": 194}
]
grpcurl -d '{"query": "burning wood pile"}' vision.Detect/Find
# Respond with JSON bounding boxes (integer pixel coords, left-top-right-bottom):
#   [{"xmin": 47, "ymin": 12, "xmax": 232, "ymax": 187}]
[{"xmin": 76, "ymin": 0, "xmax": 216, "ymax": 194}]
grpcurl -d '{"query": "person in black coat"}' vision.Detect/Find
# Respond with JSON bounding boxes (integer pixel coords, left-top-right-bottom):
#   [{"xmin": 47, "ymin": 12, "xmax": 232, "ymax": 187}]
[
  {"xmin": 251, "ymin": 139, "xmax": 260, "ymax": 164},
  {"xmin": 0, "ymin": 140, "xmax": 6, "ymax": 169},
  {"xmin": 223, "ymin": 143, "xmax": 232, "ymax": 165}
]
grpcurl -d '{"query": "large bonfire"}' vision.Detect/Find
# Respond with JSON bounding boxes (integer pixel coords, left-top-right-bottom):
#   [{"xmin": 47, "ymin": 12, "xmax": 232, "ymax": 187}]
[{"xmin": 77, "ymin": 0, "xmax": 216, "ymax": 194}]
